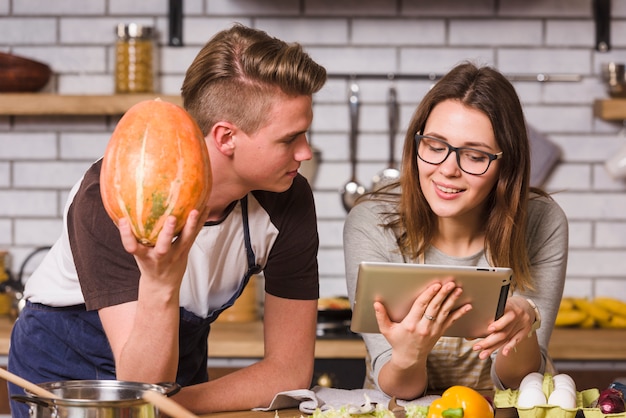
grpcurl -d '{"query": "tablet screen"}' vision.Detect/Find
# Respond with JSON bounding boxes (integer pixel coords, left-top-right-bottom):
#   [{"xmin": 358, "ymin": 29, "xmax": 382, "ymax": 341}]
[{"xmin": 350, "ymin": 262, "xmax": 512, "ymax": 337}]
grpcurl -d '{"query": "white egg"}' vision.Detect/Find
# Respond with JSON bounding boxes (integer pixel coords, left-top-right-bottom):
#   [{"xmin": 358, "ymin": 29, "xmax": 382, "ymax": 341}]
[
  {"xmin": 553, "ymin": 374, "xmax": 577, "ymax": 394},
  {"xmin": 548, "ymin": 388, "xmax": 577, "ymax": 409},
  {"xmin": 519, "ymin": 372, "xmax": 544, "ymax": 392},
  {"xmin": 517, "ymin": 387, "xmax": 547, "ymax": 408}
]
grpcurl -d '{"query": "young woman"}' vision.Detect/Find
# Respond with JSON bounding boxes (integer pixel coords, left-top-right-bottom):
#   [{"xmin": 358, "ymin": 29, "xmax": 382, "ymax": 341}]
[{"xmin": 344, "ymin": 62, "xmax": 568, "ymax": 400}]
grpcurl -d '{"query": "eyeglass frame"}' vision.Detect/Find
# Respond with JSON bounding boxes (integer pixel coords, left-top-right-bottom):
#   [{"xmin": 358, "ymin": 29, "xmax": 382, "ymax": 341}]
[{"xmin": 414, "ymin": 134, "xmax": 503, "ymax": 175}]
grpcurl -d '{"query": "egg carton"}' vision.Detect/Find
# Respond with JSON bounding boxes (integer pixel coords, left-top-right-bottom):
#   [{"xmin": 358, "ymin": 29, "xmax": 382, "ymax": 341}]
[{"xmin": 494, "ymin": 374, "xmax": 626, "ymax": 418}]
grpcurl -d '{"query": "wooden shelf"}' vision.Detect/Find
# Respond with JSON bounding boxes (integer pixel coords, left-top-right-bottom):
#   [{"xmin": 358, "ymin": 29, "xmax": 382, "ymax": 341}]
[
  {"xmin": 594, "ymin": 98, "xmax": 626, "ymax": 121},
  {"xmin": 0, "ymin": 93, "xmax": 182, "ymax": 116}
]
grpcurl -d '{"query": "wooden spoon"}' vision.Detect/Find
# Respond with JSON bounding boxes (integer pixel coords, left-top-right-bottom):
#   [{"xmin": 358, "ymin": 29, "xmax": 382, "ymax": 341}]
[
  {"xmin": 0, "ymin": 368, "xmax": 59, "ymax": 399},
  {"xmin": 142, "ymin": 390, "xmax": 199, "ymax": 418}
]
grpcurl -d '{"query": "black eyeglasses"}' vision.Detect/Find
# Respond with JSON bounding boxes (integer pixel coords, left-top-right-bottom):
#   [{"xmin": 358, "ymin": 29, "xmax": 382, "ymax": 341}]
[{"xmin": 415, "ymin": 134, "xmax": 503, "ymax": 175}]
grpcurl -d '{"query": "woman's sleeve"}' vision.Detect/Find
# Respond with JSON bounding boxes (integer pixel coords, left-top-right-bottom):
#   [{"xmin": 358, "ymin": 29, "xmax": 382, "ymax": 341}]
[
  {"xmin": 343, "ymin": 200, "xmax": 405, "ymax": 389},
  {"xmin": 491, "ymin": 195, "xmax": 569, "ymax": 388}
]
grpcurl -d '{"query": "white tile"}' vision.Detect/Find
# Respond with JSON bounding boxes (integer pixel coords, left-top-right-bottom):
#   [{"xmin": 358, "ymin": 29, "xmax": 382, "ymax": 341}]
[
  {"xmin": 543, "ymin": 164, "xmax": 591, "ymax": 191},
  {"xmin": 353, "ymin": 19, "xmax": 445, "ymax": 46},
  {"xmin": 306, "ymin": 46, "xmax": 397, "ymax": 75},
  {"xmin": 305, "ymin": 0, "xmax": 395, "ymax": 16},
  {"xmin": 498, "ymin": 48, "xmax": 592, "ymax": 74},
  {"xmin": 0, "ymin": 220, "xmax": 11, "ymax": 246},
  {"xmin": 0, "ymin": 163, "xmax": 9, "ymax": 187},
  {"xmin": 400, "ymin": 47, "xmax": 495, "ymax": 74},
  {"xmin": 207, "ymin": 0, "xmax": 299, "ymax": 15},
  {"xmin": 567, "ymin": 221, "xmax": 592, "ymax": 248},
  {"xmin": 595, "ymin": 222, "xmax": 626, "ymax": 248},
  {"xmin": 318, "ymin": 247, "xmax": 346, "ymax": 276},
  {"xmin": 554, "ymin": 192, "xmax": 626, "ymax": 220},
  {"xmin": 0, "ymin": 191, "xmax": 59, "ymax": 216},
  {"xmin": 13, "ymin": 46, "xmax": 107, "ymax": 73},
  {"xmin": 0, "ymin": 18, "xmax": 57, "ymax": 44},
  {"xmin": 317, "ymin": 220, "xmax": 345, "ymax": 248},
  {"xmin": 14, "ymin": 162, "xmax": 91, "ymax": 188},
  {"xmin": 593, "ymin": 164, "xmax": 626, "ymax": 191},
  {"xmin": 13, "ymin": 0, "xmax": 105, "ymax": 15},
  {"xmin": 546, "ymin": 20, "xmax": 594, "ymax": 47},
  {"xmin": 562, "ymin": 278, "xmax": 593, "ymax": 298},
  {"xmin": 612, "ymin": 22, "xmax": 626, "ymax": 48},
  {"xmin": 594, "ymin": 279, "xmax": 626, "ymax": 299},
  {"xmin": 319, "ymin": 278, "xmax": 349, "ymax": 298},
  {"xmin": 498, "ymin": 0, "xmax": 590, "ymax": 17},
  {"xmin": 60, "ymin": 133, "xmax": 109, "ymax": 160},
  {"xmin": 0, "ymin": 133, "xmax": 56, "ymax": 159},
  {"xmin": 257, "ymin": 18, "xmax": 348, "ymax": 45},
  {"xmin": 14, "ymin": 219, "xmax": 63, "ymax": 246},
  {"xmin": 567, "ymin": 250, "xmax": 626, "ymax": 277},
  {"xmin": 450, "ymin": 20, "xmax": 542, "ymax": 46},
  {"xmin": 524, "ymin": 106, "xmax": 591, "ymax": 133},
  {"xmin": 182, "ymin": 18, "xmax": 251, "ymax": 46},
  {"xmin": 402, "ymin": 0, "xmax": 494, "ymax": 15},
  {"xmin": 109, "ymin": 0, "xmax": 166, "ymax": 15}
]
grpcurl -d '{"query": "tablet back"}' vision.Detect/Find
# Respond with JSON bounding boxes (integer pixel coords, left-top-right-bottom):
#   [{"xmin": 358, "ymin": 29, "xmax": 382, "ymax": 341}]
[{"xmin": 350, "ymin": 262, "xmax": 512, "ymax": 337}]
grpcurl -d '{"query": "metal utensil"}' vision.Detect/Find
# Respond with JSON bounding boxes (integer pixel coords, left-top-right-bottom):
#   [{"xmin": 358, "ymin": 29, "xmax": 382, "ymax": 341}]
[
  {"xmin": 12, "ymin": 380, "xmax": 180, "ymax": 418},
  {"xmin": 341, "ymin": 81, "xmax": 366, "ymax": 212},
  {"xmin": 372, "ymin": 85, "xmax": 400, "ymax": 190}
]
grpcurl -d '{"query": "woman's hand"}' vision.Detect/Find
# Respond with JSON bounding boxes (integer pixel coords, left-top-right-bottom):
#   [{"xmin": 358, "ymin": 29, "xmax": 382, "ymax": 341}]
[
  {"xmin": 374, "ymin": 280, "xmax": 472, "ymax": 399},
  {"xmin": 375, "ymin": 280, "xmax": 472, "ymax": 367},
  {"xmin": 472, "ymin": 295, "xmax": 537, "ymax": 359}
]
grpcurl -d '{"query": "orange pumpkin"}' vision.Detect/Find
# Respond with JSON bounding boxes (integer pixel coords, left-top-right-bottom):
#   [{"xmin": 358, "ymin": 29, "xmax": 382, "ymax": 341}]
[{"xmin": 100, "ymin": 98, "xmax": 211, "ymax": 246}]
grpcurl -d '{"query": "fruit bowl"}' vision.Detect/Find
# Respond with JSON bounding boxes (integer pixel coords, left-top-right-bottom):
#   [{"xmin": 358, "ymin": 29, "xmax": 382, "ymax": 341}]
[{"xmin": 0, "ymin": 52, "xmax": 52, "ymax": 92}]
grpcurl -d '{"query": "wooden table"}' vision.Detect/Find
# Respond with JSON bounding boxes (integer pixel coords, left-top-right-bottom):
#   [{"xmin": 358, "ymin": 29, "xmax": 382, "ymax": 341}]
[{"xmin": 200, "ymin": 410, "xmax": 303, "ymax": 418}]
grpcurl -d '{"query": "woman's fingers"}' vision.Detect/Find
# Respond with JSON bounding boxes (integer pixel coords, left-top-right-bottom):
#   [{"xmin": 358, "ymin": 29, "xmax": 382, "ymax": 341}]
[{"xmin": 374, "ymin": 300, "xmax": 393, "ymax": 332}]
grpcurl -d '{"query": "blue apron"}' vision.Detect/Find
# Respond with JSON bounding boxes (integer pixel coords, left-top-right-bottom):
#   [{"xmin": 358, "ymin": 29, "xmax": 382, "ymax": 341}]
[{"xmin": 8, "ymin": 196, "xmax": 261, "ymax": 417}]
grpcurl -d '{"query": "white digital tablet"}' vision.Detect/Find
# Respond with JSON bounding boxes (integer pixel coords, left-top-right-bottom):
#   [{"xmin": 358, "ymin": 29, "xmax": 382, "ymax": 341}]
[{"xmin": 350, "ymin": 262, "xmax": 512, "ymax": 338}]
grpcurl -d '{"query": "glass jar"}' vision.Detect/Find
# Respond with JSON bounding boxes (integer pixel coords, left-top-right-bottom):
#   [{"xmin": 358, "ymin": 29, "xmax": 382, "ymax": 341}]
[{"xmin": 115, "ymin": 23, "xmax": 155, "ymax": 93}]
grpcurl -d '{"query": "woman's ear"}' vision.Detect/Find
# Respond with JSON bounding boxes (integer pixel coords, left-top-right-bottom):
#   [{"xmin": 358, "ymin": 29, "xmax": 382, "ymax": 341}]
[{"xmin": 211, "ymin": 122, "xmax": 236, "ymax": 156}]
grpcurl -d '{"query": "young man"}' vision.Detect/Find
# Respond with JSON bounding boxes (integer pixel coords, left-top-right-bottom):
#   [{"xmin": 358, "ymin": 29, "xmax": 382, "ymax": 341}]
[{"xmin": 9, "ymin": 24, "xmax": 327, "ymax": 415}]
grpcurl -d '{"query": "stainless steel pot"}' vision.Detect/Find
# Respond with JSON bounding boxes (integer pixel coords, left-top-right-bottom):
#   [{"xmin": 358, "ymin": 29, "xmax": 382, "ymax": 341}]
[{"xmin": 12, "ymin": 380, "xmax": 180, "ymax": 418}]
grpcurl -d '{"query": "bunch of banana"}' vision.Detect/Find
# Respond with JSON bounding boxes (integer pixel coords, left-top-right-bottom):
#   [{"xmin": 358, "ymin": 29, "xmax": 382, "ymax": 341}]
[{"xmin": 555, "ymin": 297, "xmax": 626, "ymax": 328}]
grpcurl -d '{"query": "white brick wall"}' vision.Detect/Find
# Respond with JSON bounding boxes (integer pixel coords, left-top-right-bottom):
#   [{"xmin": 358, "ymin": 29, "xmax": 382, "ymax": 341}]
[{"xmin": 1, "ymin": 0, "xmax": 626, "ymax": 300}]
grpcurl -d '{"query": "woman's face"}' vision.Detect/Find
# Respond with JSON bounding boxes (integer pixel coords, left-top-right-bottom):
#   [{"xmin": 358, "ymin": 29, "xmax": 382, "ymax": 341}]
[{"xmin": 418, "ymin": 99, "xmax": 501, "ymax": 222}]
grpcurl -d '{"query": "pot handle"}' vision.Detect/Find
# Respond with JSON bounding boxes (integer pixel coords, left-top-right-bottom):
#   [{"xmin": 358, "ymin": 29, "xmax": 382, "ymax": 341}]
[
  {"xmin": 11, "ymin": 394, "xmax": 54, "ymax": 408},
  {"xmin": 157, "ymin": 382, "xmax": 181, "ymax": 397}
]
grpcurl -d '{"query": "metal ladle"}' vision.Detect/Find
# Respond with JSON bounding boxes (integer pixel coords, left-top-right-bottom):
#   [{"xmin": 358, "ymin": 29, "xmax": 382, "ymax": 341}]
[
  {"xmin": 371, "ymin": 85, "xmax": 400, "ymax": 190},
  {"xmin": 341, "ymin": 81, "xmax": 366, "ymax": 212}
]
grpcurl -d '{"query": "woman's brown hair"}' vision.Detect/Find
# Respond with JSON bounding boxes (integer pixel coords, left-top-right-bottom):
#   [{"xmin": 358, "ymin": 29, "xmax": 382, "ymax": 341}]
[
  {"xmin": 181, "ymin": 23, "xmax": 327, "ymax": 136},
  {"xmin": 385, "ymin": 62, "xmax": 545, "ymax": 291}
]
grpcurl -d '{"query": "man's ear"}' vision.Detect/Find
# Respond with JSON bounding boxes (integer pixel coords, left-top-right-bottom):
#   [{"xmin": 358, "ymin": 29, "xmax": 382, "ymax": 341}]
[{"xmin": 212, "ymin": 122, "xmax": 236, "ymax": 156}]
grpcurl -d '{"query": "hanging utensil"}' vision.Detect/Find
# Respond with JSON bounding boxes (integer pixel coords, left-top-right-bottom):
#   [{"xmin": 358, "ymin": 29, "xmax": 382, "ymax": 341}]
[
  {"xmin": 341, "ymin": 81, "xmax": 366, "ymax": 212},
  {"xmin": 372, "ymin": 85, "xmax": 400, "ymax": 190}
]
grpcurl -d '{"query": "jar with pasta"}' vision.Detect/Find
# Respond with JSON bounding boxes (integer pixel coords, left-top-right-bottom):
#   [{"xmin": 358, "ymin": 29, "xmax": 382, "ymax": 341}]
[{"xmin": 115, "ymin": 23, "xmax": 156, "ymax": 93}]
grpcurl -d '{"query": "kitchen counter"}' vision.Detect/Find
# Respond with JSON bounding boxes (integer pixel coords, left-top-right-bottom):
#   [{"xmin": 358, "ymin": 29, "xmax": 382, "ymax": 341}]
[
  {"xmin": 0, "ymin": 316, "xmax": 625, "ymax": 361},
  {"xmin": 206, "ymin": 320, "xmax": 626, "ymax": 361}
]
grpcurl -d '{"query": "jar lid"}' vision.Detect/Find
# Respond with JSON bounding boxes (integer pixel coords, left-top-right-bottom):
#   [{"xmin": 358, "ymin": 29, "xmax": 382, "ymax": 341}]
[{"xmin": 116, "ymin": 23, "xmax": 154, "ymax": 39}]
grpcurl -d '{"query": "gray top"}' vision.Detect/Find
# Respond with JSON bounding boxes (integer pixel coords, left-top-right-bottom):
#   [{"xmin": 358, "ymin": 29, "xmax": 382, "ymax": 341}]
[{"xmin": 344, "ymin": 193, "xmax": 569, "ymax": 392}]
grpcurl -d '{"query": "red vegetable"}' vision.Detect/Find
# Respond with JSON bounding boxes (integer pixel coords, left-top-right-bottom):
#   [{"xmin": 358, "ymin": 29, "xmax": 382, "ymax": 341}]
[{"xmin": 595, "ymin": 388, "xmax": 626, "ymax": 414}]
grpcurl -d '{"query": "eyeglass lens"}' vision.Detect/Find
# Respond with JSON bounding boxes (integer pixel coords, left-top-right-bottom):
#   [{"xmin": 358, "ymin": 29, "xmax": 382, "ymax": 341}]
[{"xmin": 416, "ymin": 136, "xmax": 494, "ymax": 175}]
